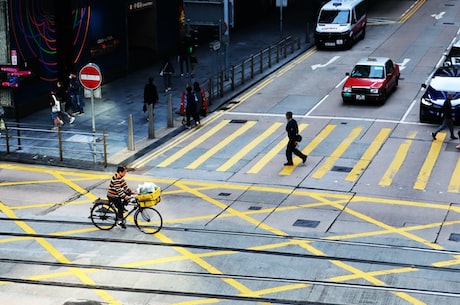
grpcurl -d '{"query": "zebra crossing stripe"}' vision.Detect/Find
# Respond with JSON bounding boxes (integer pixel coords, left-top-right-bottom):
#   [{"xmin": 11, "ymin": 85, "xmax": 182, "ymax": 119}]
[
  {"xmin": 186, "ymin": 121, "xmax": 257, "ymax": 169},
  {"xmin": 414, "ymin": 133, "xmax": 446, "ymax": 190},
  {"xmin": 379, "ymin": 132, "xmax": 417, "ymax": 186},
  {"xmin": 279, "ymin": 124, "xmax": 333, "ymax": 176},
  {"xmin": 217, "ymin": 122, "xmax": 283, "ymax": 172},
  {"xmin": 311, "ymin": 127, "xmax": 363, "ymax": 179},
  {"xmin": 345, "ymin": 128, "xmax": 392, "ymax": 182},
  {"xmin": 157, "ymin": 120, "xmax": 230, "ymax": 168}
]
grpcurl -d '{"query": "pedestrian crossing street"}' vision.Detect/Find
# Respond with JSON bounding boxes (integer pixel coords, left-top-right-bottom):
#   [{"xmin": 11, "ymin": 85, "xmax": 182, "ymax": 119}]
[{"xmin": 131, "ymin": 118, "xmax": 460, "ymax": 193}]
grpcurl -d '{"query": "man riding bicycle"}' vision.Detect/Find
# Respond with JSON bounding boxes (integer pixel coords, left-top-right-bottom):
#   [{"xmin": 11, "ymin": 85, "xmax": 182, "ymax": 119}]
[{"xmin": 107, "ymin": 165, "xmax": 134, "ymax": 229}]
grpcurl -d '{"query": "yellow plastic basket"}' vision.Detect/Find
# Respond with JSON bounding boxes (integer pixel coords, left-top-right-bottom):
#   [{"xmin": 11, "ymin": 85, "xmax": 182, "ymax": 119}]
[{"xmin": 137, "ymin": 187, "xmax": 161, "ymax": 207}]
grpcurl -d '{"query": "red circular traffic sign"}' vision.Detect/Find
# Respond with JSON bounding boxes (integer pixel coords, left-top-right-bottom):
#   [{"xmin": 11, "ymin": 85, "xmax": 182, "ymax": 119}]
[{"xmin": 79, "ymin": 63, "xmax": 102, "ymax": 90}]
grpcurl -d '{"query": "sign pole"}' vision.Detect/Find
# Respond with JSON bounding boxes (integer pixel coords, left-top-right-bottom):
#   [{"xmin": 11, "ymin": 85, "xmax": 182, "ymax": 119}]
[{"xmin": 79, "ymin": 63, "xmax": 102, "ymax": 164}]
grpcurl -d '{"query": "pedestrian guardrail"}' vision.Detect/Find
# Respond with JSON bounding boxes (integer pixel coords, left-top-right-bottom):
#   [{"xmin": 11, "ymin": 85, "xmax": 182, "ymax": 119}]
[
  {"xmin": 205, "ymin": 35, "xmax": 302, "ymax": 102},
  {"xmin": 0, "ymin": 122, "xmax": 108, "ymax": 166}
]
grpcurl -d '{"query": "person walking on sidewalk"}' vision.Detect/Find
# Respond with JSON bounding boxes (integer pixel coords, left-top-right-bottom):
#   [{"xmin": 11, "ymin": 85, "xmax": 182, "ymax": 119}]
[
  {"xmin": 56, "ymin": 80, "xmax": 75, "ymax": 124},
  {"xmin": 107, "ymin": 165, "xmax": 134, "ymax": 230},
  {"xmin": 49, "ymin": 89, "xmax": 63, "ymax": 130},
  {"xmin": 143, "ymin": 77, "xmax": 159, "ymax": 120},
  {"xmin": 159, "ymin": 57, "xmax": 174, "ymax": 92},
  {"xmin": 284, "ymin": 111, "xmax": 307, "ymax": 166},
  {"xmin": 68, "ymin": 72, "xmax": 84, "ymax": 115},
  {"xmin": 432, "ymin": 93, "xmax": 458, "ymax": 141}
]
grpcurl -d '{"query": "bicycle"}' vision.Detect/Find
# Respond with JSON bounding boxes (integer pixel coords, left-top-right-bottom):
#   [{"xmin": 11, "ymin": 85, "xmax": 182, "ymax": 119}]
[{"xmin": 90, "ymin": 187, "xmax": 162, "ymax": 234}]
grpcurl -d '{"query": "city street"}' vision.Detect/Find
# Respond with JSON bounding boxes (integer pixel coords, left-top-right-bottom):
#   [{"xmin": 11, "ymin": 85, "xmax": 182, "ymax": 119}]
[{"xmin": 1, "ymin": 1, "xmax": 460, "ymax": 305}]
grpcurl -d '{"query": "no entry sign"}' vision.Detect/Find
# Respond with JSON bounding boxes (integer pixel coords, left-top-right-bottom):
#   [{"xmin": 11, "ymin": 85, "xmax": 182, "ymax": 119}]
[{"xmin": 79, "ymin": 63, "xmax": 102, "ymax": 90}]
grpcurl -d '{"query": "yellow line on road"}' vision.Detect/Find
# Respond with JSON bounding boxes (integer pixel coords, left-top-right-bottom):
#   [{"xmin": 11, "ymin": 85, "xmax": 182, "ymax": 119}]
[
  {"xmin": 311, "ymin": 127, "xmax": 362, "ymax": 179},
  {"xmin": 345, "ymin": 128, "xmax": 392, "ymax": 182},
  {"xmin": 157, "ymin": 120, "xmax": 230, "ymax": 167},
  {"xmin": 399, "ymin": 0, "xmax": 426, "ymax": 23},
  {"xmin": 279, "ymin": 124, "xmax": 335, "ymax": 175},
  {"xmin": 186, "ymin": 121, "xmax": 257, "ymax": 169},
  {"xmin": 414, "ymin": 133, "xmax": 445, "ymax": 190},
  {"xmin": 448, "ymin": 157, "xmax": 460, "ymax": 193},
  {"xmin": 248, "ymin": 124, "xmax": 308, "ymax": 174},
  {"xmin": 379, "ymin": 132, "xmax": 417, "ymax": 186},
  {"xmin": 216, "ymin": 122, "xmax": 283, "ymax": 172}
]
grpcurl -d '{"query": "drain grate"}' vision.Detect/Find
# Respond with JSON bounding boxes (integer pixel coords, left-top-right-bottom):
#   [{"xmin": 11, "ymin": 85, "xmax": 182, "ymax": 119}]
[
  {"xmin": 331, "ymin": 166, "xmax": 352, "ymax": 173},
  {"xmin": 293, "ymin": 219, "xmax": 320, "ymax": 228},
  {"xmin": 218, "ymin": 192, "xmax": 231, "ymax": 196},
  {"xmin": 230, "ymin": 119, "xmax": 247, "ymax": 124},
  {"xmin": 449, "ymin": 233, "xmax": 460, "ymax": 242},
  {"xmin": 248, "ymin": 206, "xmax": 262, "ymax": 210}
]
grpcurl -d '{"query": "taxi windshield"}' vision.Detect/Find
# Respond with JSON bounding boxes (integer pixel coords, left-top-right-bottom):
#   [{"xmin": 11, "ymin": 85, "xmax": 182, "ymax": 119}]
[
  {"xmin": 351, "ymin": 65, "xmax": 384, "ymax": 79},
  {"xmin": 318, "ymin": 9, "xmax": 350, "ymax": 24}
]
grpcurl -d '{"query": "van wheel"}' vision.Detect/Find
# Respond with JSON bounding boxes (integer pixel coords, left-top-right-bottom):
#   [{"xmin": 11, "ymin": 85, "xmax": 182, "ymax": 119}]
[{"xmin": 360, "ymin": 26, "xmax": 366, "ymax": 40}]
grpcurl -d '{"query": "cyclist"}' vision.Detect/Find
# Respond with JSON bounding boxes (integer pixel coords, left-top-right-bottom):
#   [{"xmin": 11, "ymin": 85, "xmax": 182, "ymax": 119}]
[{"xmin": 107, "ymin": 165, "xmax": 134, "ymax": 229}]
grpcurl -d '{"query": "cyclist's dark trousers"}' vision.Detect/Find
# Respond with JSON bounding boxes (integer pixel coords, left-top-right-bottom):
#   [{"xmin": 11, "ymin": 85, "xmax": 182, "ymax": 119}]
[{"xmin": 111, "ymin": 197, "xmax": 124, "ymax": 221}]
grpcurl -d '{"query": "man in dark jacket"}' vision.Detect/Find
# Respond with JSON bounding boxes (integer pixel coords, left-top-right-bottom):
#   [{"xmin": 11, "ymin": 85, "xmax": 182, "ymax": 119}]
[
  {"xmin": 143, "ymin": 77, "xmax": 159, "ymax": 118},
  {"xmin": 432, "ymin": 93, "xmax": 458, "ymax": 140},
  {"xmin": 285, "ymin": 111, "xmax": 307, "ymax": 166}
]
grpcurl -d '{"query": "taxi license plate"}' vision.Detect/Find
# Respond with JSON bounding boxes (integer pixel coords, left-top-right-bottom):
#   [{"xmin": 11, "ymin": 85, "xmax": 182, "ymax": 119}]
[
  {"xmin": 325, "ymin": 42, "xmax": 335, "ymax": 47},
  {"xmin": 356, "ymin": 95, "xmax": 366, "ymax": 100}
]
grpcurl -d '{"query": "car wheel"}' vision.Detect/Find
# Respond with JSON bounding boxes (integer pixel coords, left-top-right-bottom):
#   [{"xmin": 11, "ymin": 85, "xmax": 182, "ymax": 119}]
[
  {"xmin": 361, "ymin": 26, "xmax": 366, "ymax": 40},
  {"xmin": 419, "ymin": 105, "xmax": 429, "ymax": 123}
]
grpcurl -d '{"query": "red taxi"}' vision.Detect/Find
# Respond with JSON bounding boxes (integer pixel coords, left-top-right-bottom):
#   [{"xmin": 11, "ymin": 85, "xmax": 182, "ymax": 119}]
[{"xmin": 341, "ymin": 57, "xmax": 400, "ymax": 104}]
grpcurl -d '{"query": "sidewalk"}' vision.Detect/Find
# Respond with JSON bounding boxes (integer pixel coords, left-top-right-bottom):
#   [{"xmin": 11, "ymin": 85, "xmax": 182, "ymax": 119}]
[{"xmin": 1, "ymin": 16, "xmax": 312, "ymax": 171}]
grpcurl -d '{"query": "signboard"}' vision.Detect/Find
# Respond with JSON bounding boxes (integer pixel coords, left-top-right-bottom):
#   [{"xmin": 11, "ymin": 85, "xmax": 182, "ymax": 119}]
[
  {"xmin": 0, "ymin": 65, "xmax": 33, "ymax": 88},
  {"xmin": 79, "ymin": 63, "xmax": 102, "ymax": 90}
]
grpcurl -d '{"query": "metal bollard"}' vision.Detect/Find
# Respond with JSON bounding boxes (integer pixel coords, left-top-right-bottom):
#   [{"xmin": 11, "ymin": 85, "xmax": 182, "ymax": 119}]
[
  {"xmin": 128, "ymin": 114, "xmax": 135, "ymax": 151},
  {"xmin": 148, "ymin": 104, "xmax": 155, "ymax": 139},
  {"xmin": 167, "ymin": 94, "xmax": 173, "ymax": 128}
]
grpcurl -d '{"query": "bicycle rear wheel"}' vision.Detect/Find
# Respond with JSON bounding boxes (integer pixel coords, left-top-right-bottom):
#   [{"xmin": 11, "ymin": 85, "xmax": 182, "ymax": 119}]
[
  {"xmin": 90, "ymin": 203, "xmax": 117, "ymax": 230},
  {"xmin": 134, "ymin": 207, "xmax": 163, "ymax": 234}
]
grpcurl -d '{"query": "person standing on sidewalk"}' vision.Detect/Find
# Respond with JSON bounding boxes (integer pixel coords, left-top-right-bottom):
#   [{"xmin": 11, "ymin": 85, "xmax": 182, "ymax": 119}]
[
  {"xmin": 68, "ymin": 72, "xmax": 84, "ymax": 115},
  {"xmin": 284, "ymin": 111, "xmax": 307, "ymax": 166},
  {"xmin": 143, "ymin": 77, "xmax": 159, "ymax": 120},
  {"xmin": 432, "ymin": 93, "xmax": 457, "ymax": 141},
  {"xmin": 159, "ymin": 57, "xmax": 174, "ymax": 92}
]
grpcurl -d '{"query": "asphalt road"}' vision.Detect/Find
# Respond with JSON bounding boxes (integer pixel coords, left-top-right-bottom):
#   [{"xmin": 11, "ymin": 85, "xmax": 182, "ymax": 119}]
[{"xmin": 1, "ymin": 1, "xmax": 460, "ymax": 305}]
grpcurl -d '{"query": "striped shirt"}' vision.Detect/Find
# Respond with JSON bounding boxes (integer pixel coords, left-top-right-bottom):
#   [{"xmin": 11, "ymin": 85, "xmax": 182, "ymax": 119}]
[{"xmin": 107, "ymin": 172, "xmax": 132, "ymax": 199}]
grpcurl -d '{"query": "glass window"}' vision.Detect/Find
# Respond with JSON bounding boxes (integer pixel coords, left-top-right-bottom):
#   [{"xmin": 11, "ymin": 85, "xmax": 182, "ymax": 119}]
[{"xmin": 319, "ymin": 10, "xmax": 350, "ymax": 24}]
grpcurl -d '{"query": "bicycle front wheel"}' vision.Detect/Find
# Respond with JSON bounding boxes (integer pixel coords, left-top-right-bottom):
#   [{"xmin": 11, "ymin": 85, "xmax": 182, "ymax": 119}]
[
  {"xmin": 90, "ymin": 203, "xmax": 117, "ymax": 230},
  {"xmin": 135, "ymin": 207, "xmax": 163, "ymax": 234}
]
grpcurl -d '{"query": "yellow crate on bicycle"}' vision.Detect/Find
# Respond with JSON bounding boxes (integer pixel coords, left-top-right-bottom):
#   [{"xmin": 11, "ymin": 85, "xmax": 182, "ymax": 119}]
[{"xmin": 137, "ymin": 183, "xmax": 161, "ymax": 207}]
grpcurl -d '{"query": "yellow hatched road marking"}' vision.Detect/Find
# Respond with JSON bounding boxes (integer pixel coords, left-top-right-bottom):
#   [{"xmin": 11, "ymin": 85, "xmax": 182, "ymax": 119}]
[
  {"xmin": 279, "ymin": 124, "xmax": 335, "ymax": 175},
  {"xmin": 311, "ymin": 127, "xmax": 362, "ymax": 179},
  {"xmin": 448, "ymin": 157, "xmax": 460, "ymax": 193},
  {"xmin": 345, "ymin": 128, "xmax": 392, "ymax": 182},
  {"xmin": 216, "ymin": 122, "xmax": 283, "ymax": 172},
  {"xmin": 186, "ymin": 121, "xmax": 258, "ymax": 169},
  {"xmin": 414, "ymin": 133, "xmax": 446, "ymax": 190},
  {"xmin": 157, "ymin": 120, "xmax": 230, "ymax": 167},
  {"xmin": 247, "ymin": 124, "xmax": 308, "ymax": 174},
  {"xmin": 379, "ymin": 132, "xmax": 417, "ymax": 186}
]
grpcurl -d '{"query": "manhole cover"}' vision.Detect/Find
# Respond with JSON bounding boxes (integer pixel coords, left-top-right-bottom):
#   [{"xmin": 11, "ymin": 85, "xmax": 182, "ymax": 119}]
[{"xmin": 293, "ymin": 219, "xmax": 320, "ymax": 228}]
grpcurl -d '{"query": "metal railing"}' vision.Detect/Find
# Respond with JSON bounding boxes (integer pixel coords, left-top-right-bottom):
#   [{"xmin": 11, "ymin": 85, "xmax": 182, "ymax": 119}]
[
  {"xmin": 204, "ymin": 35, "xmax": 302, "ymax": 101},
  {"xmin": 0, "ymin": 122, "xmax": 108, "ymax": 166}
]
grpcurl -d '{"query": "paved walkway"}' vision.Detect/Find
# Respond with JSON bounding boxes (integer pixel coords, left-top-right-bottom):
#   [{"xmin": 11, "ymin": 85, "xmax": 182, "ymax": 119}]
[{"xmin": 1, "ymin": 16, "xmax": 313, "ymax": 170}]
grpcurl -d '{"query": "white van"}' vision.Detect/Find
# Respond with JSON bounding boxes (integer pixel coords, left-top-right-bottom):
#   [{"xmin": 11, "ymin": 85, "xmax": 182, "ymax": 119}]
[{"xmin": 314, "ymin": 0, "xmax": 367, "ymax": 49}]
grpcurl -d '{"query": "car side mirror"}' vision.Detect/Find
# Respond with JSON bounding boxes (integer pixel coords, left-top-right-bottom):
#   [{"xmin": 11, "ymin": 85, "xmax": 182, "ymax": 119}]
[
  {"xmin": 421, "ymin": 84, "xmax": 427, "ymax": 89},
  {"xmin": 345, "ymin": 72, "xmax": 350, "ymax": 76}
]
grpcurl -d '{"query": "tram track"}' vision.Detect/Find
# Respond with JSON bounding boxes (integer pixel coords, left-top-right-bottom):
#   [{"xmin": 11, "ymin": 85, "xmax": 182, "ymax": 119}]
[{"xmin": 2, "ymin": 216, "xmax": 460, "ymax": 304}]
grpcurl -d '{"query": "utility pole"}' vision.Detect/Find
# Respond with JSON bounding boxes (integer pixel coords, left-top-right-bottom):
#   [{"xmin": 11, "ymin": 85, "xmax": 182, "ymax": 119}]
[{"xmin": 223, "ymin": 0, "xmax": 229, "ymax": 79}]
